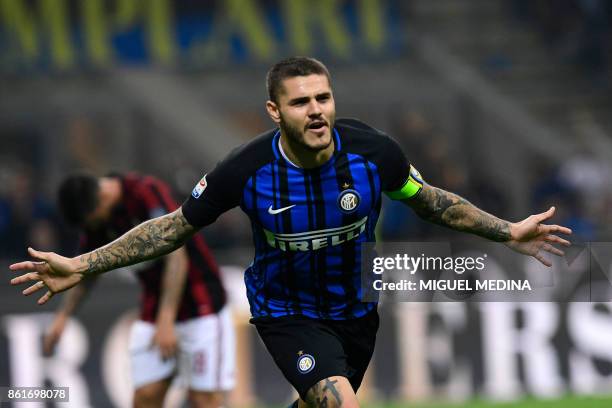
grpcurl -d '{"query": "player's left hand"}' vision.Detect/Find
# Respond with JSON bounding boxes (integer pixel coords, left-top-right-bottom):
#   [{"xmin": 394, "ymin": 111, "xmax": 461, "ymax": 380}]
[
  {"xmin": 152, "ymin": 323, "xmax": 178, "ymax": 360},
  {"xmin": 505, "ymin": 206, "xmax": 572, "ymax": 267}
]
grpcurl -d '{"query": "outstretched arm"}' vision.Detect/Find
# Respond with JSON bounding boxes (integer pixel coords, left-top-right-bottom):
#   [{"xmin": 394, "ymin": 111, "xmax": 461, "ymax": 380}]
[
  {"xmin": 78, "ymin": 208, "xmax": 195, "ymax": 276},
  {"xmin": 404, "ymin": 183, "xmax": 512, "ymax": 241},
  {"xmin": 403, "ymin": 183, "xmax": 572, "ymax": 266},
  {"xmin": 10, "ymin": 208, "xmax": 197, "ymax": 304}
]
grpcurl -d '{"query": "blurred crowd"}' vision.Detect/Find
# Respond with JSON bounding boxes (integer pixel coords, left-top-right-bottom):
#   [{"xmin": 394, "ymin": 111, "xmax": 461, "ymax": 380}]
[
  {"xmin": 511, "ymin": 0, "xmax": 612, "ymax": 82},
  {"xmin": 0, "ymin": 160, "xmax": 69, "ymax": 261},
  {"xmin": 381, "ymin": 107, "xmax": 612, "ymax": 243}
]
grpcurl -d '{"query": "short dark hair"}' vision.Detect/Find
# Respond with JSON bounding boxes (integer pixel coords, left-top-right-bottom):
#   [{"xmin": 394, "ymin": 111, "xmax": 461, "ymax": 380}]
[
  {"xmin": 57, "ymin": 174, "xmax": 99, "ymax": 226},
  {"xmin": 266, "ymin": 56, "xmax": 331, "ymax": 103}
]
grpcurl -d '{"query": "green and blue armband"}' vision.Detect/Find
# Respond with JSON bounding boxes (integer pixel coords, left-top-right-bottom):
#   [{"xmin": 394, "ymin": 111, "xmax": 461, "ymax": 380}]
[{"xmin": 385, "ymin": 165, "xmax": 424, "ymax": 200}]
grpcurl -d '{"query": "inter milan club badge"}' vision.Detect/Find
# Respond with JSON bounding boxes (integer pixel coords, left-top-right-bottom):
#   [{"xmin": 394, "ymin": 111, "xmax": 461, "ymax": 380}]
[
  {"xmin": 338, "ymin": 189, "xmax": 361, "ymax": 214},
  {"xmin": 297, "ymin": 354, "xmax": 316, "ymax": 374}
]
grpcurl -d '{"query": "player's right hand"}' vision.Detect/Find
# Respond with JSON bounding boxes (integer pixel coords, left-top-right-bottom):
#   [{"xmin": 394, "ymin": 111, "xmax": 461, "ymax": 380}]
[
  {"xmin": 10, "ymin": 247, "xmax": 84, "ymax": 305},
  {"xmin": 43, "ymin": 313, "xmax": 68, "ymax": 355},
  {"xmin": 152, "ymin": 323, "xmax": 179, "ymax": 361}
]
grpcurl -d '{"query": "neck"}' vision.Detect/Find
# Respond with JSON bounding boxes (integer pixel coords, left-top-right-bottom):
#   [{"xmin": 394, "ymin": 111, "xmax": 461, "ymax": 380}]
[{"xmin": 279, "ymin": 133, "xmax": 334, "ymax": 169}]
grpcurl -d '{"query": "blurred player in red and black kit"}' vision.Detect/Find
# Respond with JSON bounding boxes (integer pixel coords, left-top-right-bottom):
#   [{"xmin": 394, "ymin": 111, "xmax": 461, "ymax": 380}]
[{"xmin": 43, "ymin": 173, "xmax": 235, "ymax": 408}]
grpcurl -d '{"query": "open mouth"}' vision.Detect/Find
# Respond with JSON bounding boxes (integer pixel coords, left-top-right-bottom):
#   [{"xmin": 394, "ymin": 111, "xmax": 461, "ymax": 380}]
[{"xmin": 306, "ymin": 121, "xmax": 327, "ymax": 131}]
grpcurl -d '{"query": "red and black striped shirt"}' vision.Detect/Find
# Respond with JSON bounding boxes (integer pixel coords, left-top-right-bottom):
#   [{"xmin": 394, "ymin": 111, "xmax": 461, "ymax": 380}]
[{"xmin": 80, "ymin": 173, "xmax": 226, "ymax": 322}]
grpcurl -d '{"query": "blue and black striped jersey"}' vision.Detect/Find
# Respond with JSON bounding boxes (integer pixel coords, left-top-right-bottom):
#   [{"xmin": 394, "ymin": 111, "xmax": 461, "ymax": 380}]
[{"xmin": 182, "ymin": 118, "xmax": 422, "ymax": 320}]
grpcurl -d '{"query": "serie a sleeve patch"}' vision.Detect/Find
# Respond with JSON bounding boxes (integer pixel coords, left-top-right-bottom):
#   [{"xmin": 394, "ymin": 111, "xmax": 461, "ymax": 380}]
[{"xmin": 385, "ymin": 165, "xmax": 424, "ymax": 200}]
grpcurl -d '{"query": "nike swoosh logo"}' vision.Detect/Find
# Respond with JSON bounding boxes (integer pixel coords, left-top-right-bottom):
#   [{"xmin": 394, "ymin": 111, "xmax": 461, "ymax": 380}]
[{"xmin": 268, "ymin": 204, "xmax": 296, "ymax": 215}]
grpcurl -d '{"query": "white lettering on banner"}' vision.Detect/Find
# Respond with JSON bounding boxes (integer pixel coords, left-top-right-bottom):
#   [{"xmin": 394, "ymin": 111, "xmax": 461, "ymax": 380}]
[
  {"xmin": 480, "ymin": 303, "xmax": 563, "ymax": 400},
  {"xmin": 3, "ymin": 316, "xmax": 44, "ymax": 408},
  {"xmin": 429, "ymin": 303, "xmax": 472, "ymax": 399},
  {"xmin": 517, "ymin": 304, "xmax": 564, "ymax": 397},
  {"xmin": 102, "ymin": 311, "xmax": 137, "ymax": 408},
  {"xmin": 568, "ymin": 300, "xmax": 612, "ymax": 393},
  {"xmin": 395, "ymin": 303, "xmax": 471, "ymax": 400},
  {"xmin": 395, "ymin": 303, "xmax": 432, "ymax": 400},
  {"xmin": 2, "ymin": 313, "xmax": 92, "ymax": 408}
]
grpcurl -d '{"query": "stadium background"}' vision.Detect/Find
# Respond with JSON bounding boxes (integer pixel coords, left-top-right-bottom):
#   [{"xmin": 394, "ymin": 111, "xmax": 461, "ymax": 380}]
[{"xmin": 1, "ymin": 0, "xmax": 611, "ymax": 406}]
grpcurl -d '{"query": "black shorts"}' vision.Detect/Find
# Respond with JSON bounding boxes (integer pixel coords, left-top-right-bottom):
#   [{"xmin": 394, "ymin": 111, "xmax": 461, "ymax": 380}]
[{"xmin": 251, "ymin": 308, "xmax": 379, "ymax": 401}]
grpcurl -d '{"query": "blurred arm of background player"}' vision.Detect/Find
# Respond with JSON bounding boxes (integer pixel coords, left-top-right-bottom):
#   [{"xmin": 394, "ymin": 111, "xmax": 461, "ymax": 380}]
[
  {"xmin": 404, "ymin": 183, "xmax": 572, "ymax": 266},
  {"xmin": 152, "ymin": 246, "xmax": 189, "ymax": 360},
  {"xmin": 42, "ymin": 279, "xmax": 94, "ymax": 355},
  {"xmin": 42, "ymin": 246, "xmax": 189, "ymax": 359}
]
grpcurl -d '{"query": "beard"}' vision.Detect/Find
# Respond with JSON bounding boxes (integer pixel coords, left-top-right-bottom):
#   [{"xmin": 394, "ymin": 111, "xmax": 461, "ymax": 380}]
[{"xmin": 279, "ymin": 114, "xmax": 333, "ymax": 153}]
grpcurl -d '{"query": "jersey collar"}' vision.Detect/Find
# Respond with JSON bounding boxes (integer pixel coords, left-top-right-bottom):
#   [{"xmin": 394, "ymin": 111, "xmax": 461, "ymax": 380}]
[{"xmin": 271, "ymin": 127, "xmax": 342, "ymax": 167}]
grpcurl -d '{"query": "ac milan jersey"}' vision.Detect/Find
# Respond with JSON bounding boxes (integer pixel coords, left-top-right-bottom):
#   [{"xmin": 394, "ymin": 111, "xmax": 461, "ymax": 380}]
[
  {"xmin": 81, "ymin": 174, "xmax": 226, "ymax": 323},
  {"xmin": 182, "ymin": 119, "xmax": 422, "ymax": 320}
]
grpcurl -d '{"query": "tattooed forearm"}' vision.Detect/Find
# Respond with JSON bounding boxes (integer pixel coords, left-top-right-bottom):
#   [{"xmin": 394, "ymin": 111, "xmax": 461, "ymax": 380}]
[
  {"xmin": 306, "ymin": 378, "xmax": 342, "ymax": 408},
  {"xmin": 405, "ymin": 184, "xmax": 511, "ymax": 242},
  {"xmin": 78, "ymin": 208, "xmax": 196, "ymax": 277}
]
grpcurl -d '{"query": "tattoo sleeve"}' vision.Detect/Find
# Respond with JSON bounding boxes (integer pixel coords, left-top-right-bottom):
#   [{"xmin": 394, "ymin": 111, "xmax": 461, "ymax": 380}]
[
  {"xmin": 404, "ymin": 183, "xmax": 511, "ymax": 242},
  {"xmin": 77, "ymin": 208, "xmax": 197, "ymax": 277}
]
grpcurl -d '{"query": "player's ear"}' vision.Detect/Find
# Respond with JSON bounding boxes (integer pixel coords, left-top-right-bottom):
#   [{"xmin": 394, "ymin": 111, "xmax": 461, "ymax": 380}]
[{"xmin": 266, "ymin": 100, "xmax": 281, "ymax": 124}]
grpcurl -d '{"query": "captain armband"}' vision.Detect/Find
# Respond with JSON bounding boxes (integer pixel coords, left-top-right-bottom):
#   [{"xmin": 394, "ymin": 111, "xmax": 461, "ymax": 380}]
[{"xmin": 385, "ymin": 165, "xmax": 424, "ymax": 200}]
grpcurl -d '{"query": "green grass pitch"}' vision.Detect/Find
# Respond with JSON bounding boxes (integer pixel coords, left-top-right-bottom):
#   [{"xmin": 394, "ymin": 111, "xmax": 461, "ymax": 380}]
[{"xmin": 364, "ymin": 395, "xmax": 612, "ymax": 408}]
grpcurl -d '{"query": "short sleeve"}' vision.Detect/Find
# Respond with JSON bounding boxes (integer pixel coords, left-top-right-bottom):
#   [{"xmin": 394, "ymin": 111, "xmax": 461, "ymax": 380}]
[
  {"xmin": 378, "ymin": 135, "xmax": 424, "ymax": 200},
  {"xmin": 181, "ymin": 149, "xmax": 247, "ymax": 227}
]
